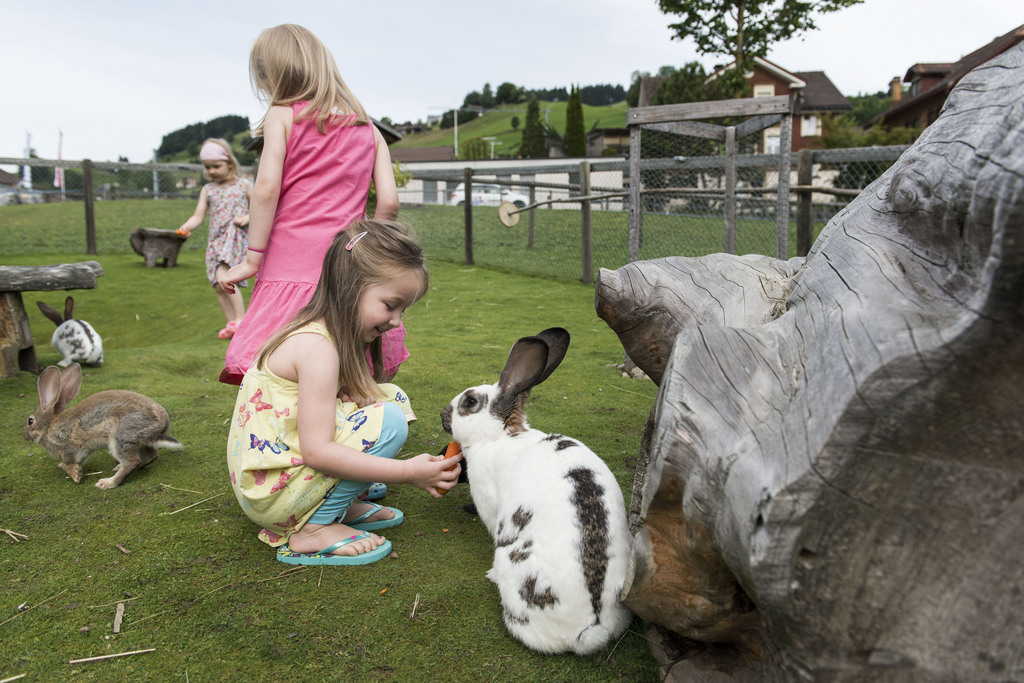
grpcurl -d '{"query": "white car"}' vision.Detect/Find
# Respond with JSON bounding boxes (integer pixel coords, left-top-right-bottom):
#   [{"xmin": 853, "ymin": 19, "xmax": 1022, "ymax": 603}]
[{"xmin": 449, "ymin": 183, "xmax": 529, "ymax": 208}]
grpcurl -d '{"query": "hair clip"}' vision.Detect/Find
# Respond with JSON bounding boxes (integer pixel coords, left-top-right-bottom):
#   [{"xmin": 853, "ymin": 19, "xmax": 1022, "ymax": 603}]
[{"xmin": 345, "ymin": 231, "xmax": 368, "ymax": 251}]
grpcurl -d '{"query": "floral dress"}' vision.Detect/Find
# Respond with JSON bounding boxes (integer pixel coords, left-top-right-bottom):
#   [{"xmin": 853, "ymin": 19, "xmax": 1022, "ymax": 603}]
[
  {"xmin": 226, "ymin": 322, "xmax": 415, "ymax": 547},
  {"xmin": 205, "ymin": 178, "xmax": 251, "ymax": 286}
]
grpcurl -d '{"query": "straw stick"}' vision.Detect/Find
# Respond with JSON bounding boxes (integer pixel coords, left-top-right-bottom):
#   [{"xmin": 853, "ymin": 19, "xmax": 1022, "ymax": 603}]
[
  {"xmin": 0, "ymin": 589, "xmax": 66, "ymax": 628},
  {"xmin": 68, "ymin": 648, "xmax": 156, "ymax": 665},
  {"xmin": 2, "ymin": 527, "xmax": 28, "ymax": 542},
  {"xmin": 161, "ymin": 492, "xmax": 226, "ymax": 515}
]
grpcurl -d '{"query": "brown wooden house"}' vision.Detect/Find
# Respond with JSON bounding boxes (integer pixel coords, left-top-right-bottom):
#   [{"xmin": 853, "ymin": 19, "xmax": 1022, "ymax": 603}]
[
  {"xmin": 878, "ymin": 23, "xmax": 1024, "ymax": 130},
  {"xmin": 718, "ymin": 57, "xmax": 851, "ymax": 153},
  {"xmin": 629, "ymin": 58, "xmax": 850, "ymax": 155}
]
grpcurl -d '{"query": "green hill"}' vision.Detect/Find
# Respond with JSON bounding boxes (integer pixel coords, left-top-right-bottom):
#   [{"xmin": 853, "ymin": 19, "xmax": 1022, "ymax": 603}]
[{"xmin": 393, "ymin": 101, "xmax": 630, "ymax": 158}]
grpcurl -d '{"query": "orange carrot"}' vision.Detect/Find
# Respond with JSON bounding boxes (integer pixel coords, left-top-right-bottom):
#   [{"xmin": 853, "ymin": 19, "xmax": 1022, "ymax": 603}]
[{"xmin": 438, "ymin": 441, "xmax": 461, "ymax": 496}]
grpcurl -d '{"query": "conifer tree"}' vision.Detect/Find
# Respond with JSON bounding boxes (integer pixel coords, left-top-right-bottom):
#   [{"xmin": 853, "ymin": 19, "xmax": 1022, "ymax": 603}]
[
  {"xmin": 519, "ymin": 96, "xmax": 548, "ymax": 158},
  {"xmin": 564, "ymin": 84, "xmax": 586, "ymax": 156}
]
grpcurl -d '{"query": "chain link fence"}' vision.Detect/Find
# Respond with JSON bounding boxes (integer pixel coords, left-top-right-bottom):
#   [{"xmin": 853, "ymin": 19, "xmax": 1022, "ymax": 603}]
[
  {"xmin": 396, "ymin": 141, "xmax": 907, "ymax": 282},
  {"xmin": 0, "ymin": 157, "xmax": 254, "ymax": 205},
  {"xmin": 3, "ymin": 146, "xmax": 909, "ymax": 282}
]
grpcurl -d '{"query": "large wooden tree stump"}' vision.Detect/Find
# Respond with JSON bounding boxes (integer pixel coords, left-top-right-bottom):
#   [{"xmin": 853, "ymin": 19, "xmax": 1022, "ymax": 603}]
[
  {"xmin": 596, "ymin": 45, "xmax": 1024, "ymax": 680},
  {"xmin": 130, "ymin": 227, "xmax": 187, "ymax": 267}
]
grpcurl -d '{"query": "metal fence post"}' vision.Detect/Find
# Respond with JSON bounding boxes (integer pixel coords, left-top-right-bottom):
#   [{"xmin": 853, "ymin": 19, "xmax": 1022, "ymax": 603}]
[
  {"xmin": 528, "ymin": 183, "xmax": 536, "ymax": 248},
  {"xmin": 463, "ymin": 167, "xmax": 474, "ymax": 265},
  {"xmin": 627, "ymin": 126, "xmax": 642, "ymax": 262},
  {"xmin": 82, "ymin": 159, "xmax": 96, "ymax": 255},
  {"xmin": 797, "ymin": 148, "xmax": 814, "ymax": 257},
  {"xmin": 580, "ymin": 160, "xmax": 593, "ymax": 284}
]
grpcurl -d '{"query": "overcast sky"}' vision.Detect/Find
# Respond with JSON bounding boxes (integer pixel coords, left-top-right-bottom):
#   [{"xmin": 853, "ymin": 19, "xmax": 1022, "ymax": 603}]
[{"xmin": 1, "ymin": 0, "xmax": 1019, "ymax": 164}]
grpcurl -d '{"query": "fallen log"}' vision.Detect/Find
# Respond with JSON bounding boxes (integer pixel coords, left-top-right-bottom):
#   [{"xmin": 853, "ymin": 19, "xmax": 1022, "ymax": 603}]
[{"xmin": 598, "ymin": 44, "xmax": 1024, "ymax": 680}]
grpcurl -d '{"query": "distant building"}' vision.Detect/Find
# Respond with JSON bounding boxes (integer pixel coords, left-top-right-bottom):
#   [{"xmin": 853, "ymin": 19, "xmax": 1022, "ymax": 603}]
[
  {"xmin": 877, "ymin": 23, "xmax": 1024, "ymax": 130},
  {"xmin": 712, "ymin": 57, "xmax": 851, "ymax": 153},
  {"xmin": 604, "ymin": 57, "xmax": 849, "ymax": 156},
  {"xmin": 389, "ymin": 146, "xmax": 455, "ymax": 163}
]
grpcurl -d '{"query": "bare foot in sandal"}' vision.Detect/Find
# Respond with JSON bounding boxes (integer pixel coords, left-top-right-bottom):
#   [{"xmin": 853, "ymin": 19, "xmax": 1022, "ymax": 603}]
[
  {"xmin": 287, "ymin": 522, "xmax": 386, "ymax": 557},
  {"xmin": 342, "ymin": 501, "xmax": 395, "ymax": 525}
]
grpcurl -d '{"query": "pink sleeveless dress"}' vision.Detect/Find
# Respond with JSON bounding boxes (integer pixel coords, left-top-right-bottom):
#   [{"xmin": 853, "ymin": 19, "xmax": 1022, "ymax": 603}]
[{"xmin": 221, "ymin": 102, "xmax": 408, "ymax": 384}]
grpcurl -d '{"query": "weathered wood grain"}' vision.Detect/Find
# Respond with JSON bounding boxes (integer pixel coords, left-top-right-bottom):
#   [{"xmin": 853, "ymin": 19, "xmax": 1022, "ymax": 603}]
[
  {"xmin": 601, "ymin": 44, "xmax": 1024, "ymax": 680},
  {"xmin": 0, "ymin": 261, "xmax": 103, "ymax": 292}
]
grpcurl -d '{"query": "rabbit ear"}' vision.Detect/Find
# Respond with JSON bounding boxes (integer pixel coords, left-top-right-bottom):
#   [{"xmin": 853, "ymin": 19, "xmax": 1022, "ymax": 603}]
[
  {"xmin": 37, "ymin": 366, "xmax": 63, "ymax": 411},
  {"xmin": 56, "ymin": 363, "xmax": 83, "ymax": 410},
  {"xmin": 63, "ymin": 296, "xmax": 75, "ymax": 321},
  {"xmin": 36, "ymin": 301, "xmax": 64, "ymax": 325},
  {"xmin": 527, "ymin": 327, "xmax": 570, "ymax": 386},
  {"xmin": 494, "ymin": 328, "xmax": 571, "ymax": 415}
]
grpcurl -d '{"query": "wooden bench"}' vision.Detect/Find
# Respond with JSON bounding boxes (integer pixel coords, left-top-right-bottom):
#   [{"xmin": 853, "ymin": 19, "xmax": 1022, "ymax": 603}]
[
  {"xmin": 0, "ymin": 261, "xmax": 104, "ymax": 378},
  {"xmin": 130, "ymin": 227, "xmax": 187, "ymax": 268}
]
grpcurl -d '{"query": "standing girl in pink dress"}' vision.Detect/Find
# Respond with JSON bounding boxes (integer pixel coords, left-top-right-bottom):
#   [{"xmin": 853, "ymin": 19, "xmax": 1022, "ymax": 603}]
[
  {"xmin": 177, "ymin": 137, "xmax": 252, "ymax": 339},
  {"xmin": 219, "ymin": 23, "xmax": 403, "ymax": 386}
]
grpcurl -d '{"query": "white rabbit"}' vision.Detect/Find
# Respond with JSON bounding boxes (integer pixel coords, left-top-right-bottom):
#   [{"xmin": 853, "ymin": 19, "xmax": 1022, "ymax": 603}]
[
  {"xmin": 36, "ymin": 296, "xmax": 103, "ymax": 367},
  {"xmin": 440, "ymin": 327, "xmax": 633, "ymax": 656},
  {"xmin": 24, "ymin": 363, "xmax": 183, "ymax": 489}
]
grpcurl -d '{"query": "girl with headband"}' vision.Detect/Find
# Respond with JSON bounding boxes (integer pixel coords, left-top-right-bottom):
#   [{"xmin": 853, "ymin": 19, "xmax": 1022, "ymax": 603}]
[{"xmin": 177, "ymin": 137, "xmax": 252, "ymax": 339}]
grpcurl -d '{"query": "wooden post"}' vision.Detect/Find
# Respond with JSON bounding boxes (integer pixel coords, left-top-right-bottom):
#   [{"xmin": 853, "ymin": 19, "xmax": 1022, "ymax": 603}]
[
  {"xmin": 83, "ymin": 159, "xmax": 96, "ymax": 255},
  {"xmin": 580, "ymin": 160, "xmax": 593, "ymax": 284},
  {"xmin": 724, "ymin": 126, "xmax": 737, "ymax": 254},
  {"xmin": 796, "ymin": 149, "xmax": 814, "ymax": 256},
  {"xmin": 463, "ymin": 167, "xmax": 474, "ymax": 265},
  {"xmin": 775, "ymin": 101, "xmax": 793, "ymax": 259}
]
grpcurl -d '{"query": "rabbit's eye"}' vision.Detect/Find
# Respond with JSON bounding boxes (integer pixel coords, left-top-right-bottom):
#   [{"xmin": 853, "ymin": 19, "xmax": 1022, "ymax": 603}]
[{"xmin": 27, "ymin": 416, "xmax": 34, "ymax": 426}]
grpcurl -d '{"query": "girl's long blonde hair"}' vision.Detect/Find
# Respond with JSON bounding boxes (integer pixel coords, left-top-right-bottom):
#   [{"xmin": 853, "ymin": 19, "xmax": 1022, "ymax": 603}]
[
  {"xmin": 256, "ymin": 220, "xmax": 428, "ymax": 401},
  {"xmin": 249, "ymin": 24, "xmax": 370, "ymax": 136}
]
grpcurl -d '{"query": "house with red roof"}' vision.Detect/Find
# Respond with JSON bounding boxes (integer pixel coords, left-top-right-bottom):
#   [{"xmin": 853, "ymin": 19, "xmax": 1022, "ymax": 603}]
[
  {"xmin": 633, "ymin": 57, "xmax": 851, "ymax": 154},
  {"xmin": 878, "ymin": 23, "xmax": 1024, "ymax": 130}
]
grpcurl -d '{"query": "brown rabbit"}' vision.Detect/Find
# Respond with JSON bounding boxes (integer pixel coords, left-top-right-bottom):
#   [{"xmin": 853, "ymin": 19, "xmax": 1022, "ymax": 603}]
[{"xmin": 24, "ymin": 364, "xmax": 183, "ymax": 489}]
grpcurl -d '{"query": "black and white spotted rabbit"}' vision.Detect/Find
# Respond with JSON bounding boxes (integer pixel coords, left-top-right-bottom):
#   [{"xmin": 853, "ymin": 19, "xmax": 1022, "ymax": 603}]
[
  {"xmin": 37, "ymin": 296, "xmax": 103, "ymax": 367},
  {"xmin": 440, "ymin": 327, "xmax": 633, "ymax": 655}
]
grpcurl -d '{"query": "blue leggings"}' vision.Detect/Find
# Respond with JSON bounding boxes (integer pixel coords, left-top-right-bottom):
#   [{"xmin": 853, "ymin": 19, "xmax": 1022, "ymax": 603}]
[{"xmin": 306, "ymin": 402, "xmax": 407, "ymax": 525}]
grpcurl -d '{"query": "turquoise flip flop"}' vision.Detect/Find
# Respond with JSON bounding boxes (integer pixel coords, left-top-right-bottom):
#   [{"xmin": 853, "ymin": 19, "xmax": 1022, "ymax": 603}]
[
  {"xmin": 359, "ymin": 482, "xmax": 387, "ymax": 500},
  {"xmin": 276, "ymin": 533, "xmax": 392, "ymax": 566},
  {"xmin": 346, "ymin": 502, "xmax": 404, "ymax": 531}
]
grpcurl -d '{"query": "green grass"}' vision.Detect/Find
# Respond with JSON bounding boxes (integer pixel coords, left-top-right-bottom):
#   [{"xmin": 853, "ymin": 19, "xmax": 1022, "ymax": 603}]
[
  {"xmin": 401, "ymin": 203, "xmax": 814, "ymax": 283},
  {"xmin": 0, "ymin": 202, "xmax": 660, "ymax": 681},
  {"xmin": 393, "ymin": 101, "xmax": 631, "ymax": 157}
]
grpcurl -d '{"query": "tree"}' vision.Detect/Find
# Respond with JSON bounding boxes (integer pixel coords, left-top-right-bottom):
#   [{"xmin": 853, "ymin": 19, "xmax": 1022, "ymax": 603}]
[
  {"xmin": 564, "ymin": 85, "xmax": 586, "ymax": 156},
  {"xmin": 519, "ymin": 96, "xmax": 548, "ymax": 158},
  {"xmin": 581, "ymin": 83, "xmax": 627, "ymax": 106},
  {"xmin": 460, "ymin": 137, "xmax": 489, "ymax": 160},
  {"xmin": 510, "ymin": 115, "xmax": 521, "ymax": 131},
  {"xmin": 627, "ymin": 66, "xmax": 679, "ymax": 107},
  {"xmin": 658, "ymin": 0, "xmax": 863, "ymax": 91},
  {"xmin": 843, "ymin": 91, "xmax": 893, "ymax": 127},
  {"xmin": 481, "ymin": 83, "xmax": 495, "ymax": 109},
  {"xmin": 441, "ymin": 108, "xmax": 478, "ymax": 129},
  {"xmin": 495, "ymin": 82, "xmax": 525, "ymax": 105},
  {"xmin": 820, "ymin": 114, "xmax": 920, "ymax": 189},
  {"xmin": 650, "ymin": 61, "xmax": 734, "ymax": 105}
]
